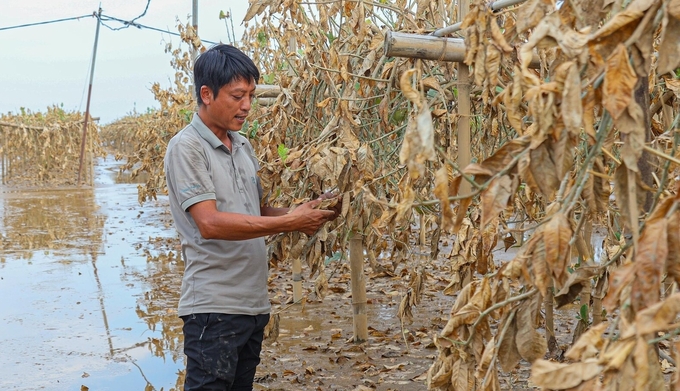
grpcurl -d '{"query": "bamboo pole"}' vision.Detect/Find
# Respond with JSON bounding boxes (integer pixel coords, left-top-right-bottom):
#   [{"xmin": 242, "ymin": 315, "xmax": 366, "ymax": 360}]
[
  {"xmin": 350, "ymin": 234, "xmax": 368, "ymax": 342},
  {"xmin": 255, "ymin": 85, "xmax": 282, "ymax": 98},
  {"xmin": 255, "ymin": 97, "xmax": 277, "ymax": 106},
  {"xmin": 432, "ymin": 0, "xmax": 528, "ymax": 36},
  {"xmin": 292, "ymin": 257, "xmax": 303, "ymax": 302},
  {"xmin": 383, "ymin": 31, "xmax": 541, "ymax": 69},
  {"xmin": 458, "ymin": 0, "xmax": 473, "ymax": 240}
]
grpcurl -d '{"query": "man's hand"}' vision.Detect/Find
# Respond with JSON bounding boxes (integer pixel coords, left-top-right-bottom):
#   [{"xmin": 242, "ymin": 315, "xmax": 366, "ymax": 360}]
[{"xmin": 288, "ymin": 199, "xmax": 336, "ymax": 236}]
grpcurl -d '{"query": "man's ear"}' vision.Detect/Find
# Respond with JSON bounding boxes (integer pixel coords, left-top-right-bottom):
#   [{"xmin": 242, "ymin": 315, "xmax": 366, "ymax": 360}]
[{"xmin": 199, "ymin": 85, "xmax": 213, "ymax": 106}]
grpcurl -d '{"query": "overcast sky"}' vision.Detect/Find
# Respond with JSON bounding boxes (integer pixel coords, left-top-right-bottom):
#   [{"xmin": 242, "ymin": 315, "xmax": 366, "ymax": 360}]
[{"xmin": 0, "ymin": 0, "xmax": 249, "ymax": 124}]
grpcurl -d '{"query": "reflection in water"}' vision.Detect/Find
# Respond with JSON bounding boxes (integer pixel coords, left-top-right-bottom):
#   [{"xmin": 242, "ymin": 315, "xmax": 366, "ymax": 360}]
[
  {"xmin": 135, "ymin": 246, "xmax": 185, "ymax": 364},
  {"xmin": 0, "ymin": 158, "xmax": 187, "ymax": 391},
  {"xmin": 138, "ymin": 247, "xmax": 186, "ymax": 390},
  {"xmin": 0, "ymin": 188, "xmax": 105, "ymax": 260}
]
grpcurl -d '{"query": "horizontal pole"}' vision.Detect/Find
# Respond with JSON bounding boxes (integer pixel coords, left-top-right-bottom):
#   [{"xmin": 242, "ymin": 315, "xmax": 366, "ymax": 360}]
[
  {"xmin": 384, "ymin": 31, "xmax": 540, "ymax": 69},
  {"xmin": 255, "ymin": 97, "xmax": 277, "ymax": 106},
  {"xmin": 255, "ymin": 84, "xmax": 281, "ymax": 97},
  {"xmin": 432, "ymin": 0, "xmax": 528, "ymax": 37},
  {"xmin": 385, "ymin": 31, "xmax": 467, "ymax": 63}
]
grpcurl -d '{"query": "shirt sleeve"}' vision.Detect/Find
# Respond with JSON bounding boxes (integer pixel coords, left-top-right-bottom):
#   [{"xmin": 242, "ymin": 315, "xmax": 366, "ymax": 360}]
[{"xmin": 165, "ymin": 133, "xmax": 216, "ymax": 211}]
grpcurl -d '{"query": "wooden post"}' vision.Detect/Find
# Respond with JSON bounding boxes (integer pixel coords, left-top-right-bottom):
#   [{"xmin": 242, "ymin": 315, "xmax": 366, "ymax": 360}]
[
  {"xmin": 77, "ymin": 8, "xmax": 102, "ymax": 186},
  {"xmin": 544, "ymin": 284, "xmax": 556, "ymax": 352},
  {"xmin": 350, "ymin": 234, "xmax": 368, "ymax": 342},
  {"xmin": 457, "ymin": 0, "xmax": 473, "ymax": 232},
  {"xmin": 292, "ymin": 257, "xmax": 303, "ymax": 302}
]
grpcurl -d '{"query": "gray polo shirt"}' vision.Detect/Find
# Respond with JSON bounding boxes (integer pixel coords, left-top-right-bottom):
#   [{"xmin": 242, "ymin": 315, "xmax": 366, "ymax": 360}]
[{"xmin": 164, "ymin": 113, "xmax": 270, "ymax": 317}]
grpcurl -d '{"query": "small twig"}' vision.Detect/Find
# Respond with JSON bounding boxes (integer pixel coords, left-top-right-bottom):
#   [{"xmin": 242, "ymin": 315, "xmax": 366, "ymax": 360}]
[
  {"xmin": 643, "ymin": 144, "xmax": 680, "ymax": 166},
  {"xmin": 441, "ymin": 289, "xmax": 538, "ymax": 346},
  {"xmin": 601, "ymin": 147, "xmax": 621, "ymax": 165},
  {"xmin": 587, "ymin": 169, "xmax": 613, "ymax": 181},
  {"xmin": 647, "ymin": 325, "xmax": 680, "ymax": 344}
]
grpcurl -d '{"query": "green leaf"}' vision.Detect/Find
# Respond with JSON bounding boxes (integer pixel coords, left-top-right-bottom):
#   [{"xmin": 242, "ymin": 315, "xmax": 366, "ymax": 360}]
[
  {"xmin": 248, "ymin": 120, "xmax": 259, "ymax": 139},
  {"xmin": 277, "ymin": 143, "xmax": 289, "ymax": 162},
  {"xmin": 257, "ymin": 31, "xmax": 268, "ymax": 47},
  {"xmin": 390, "ymin": 109, "xmax": 407, "ymax": 125},
  {"xmin": 579, "ymin": 304, "xmax": 589, "ymax": 322},
  {"xmin": 179, "ymin": 108, "xmax": 193, "ymax": 124}
]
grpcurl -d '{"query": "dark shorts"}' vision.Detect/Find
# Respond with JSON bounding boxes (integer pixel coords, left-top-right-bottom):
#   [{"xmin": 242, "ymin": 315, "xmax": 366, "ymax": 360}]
[{"xmin": 181, "ymin": 313, "xmax": 270, "ymax": 391}]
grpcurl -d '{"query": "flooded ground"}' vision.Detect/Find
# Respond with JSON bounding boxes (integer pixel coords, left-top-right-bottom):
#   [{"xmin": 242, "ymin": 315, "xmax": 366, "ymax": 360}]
[
  {"xmin": 2, "ymin": 156, "xmax": 614, "ymax": 391},
  {"xmin": 0, "ymin": 157, "xmax": 184, "ymax": 391}
]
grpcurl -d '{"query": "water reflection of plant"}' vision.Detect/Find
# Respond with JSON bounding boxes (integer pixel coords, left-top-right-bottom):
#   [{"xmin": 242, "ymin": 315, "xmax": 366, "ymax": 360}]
[
  {"xmin": 134, "ymin": 244, "xmax": 184, "ymax": 364},
  {"xmin": 0, "ymin": 189, "xmax": 105, "ymax": 259}
]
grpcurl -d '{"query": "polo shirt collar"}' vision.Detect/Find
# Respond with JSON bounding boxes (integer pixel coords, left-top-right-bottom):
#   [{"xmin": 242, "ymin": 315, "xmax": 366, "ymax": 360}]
[{"xmin": 191, "ymin": 113, "xmax": 240, "ymax": 150}]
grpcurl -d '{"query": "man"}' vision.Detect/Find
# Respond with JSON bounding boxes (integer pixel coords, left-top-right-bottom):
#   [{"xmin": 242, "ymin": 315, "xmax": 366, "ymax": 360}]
[{"xmin": 164, "ymin": 44, "xmax": 340, "ymax": 391}]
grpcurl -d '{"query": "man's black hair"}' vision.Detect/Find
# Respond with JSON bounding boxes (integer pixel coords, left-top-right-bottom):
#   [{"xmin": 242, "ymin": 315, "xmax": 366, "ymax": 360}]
[{"xmin": 194, "ymin": 44, "xmax": 260, "ymax": 105}]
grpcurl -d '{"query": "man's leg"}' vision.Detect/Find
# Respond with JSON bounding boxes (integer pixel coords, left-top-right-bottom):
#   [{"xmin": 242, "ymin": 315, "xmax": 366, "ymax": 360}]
[
  {"xmin": 182, "ymin": 313, "xmax": 270, "ymax": 391},
  {"xmin": 182, "ymin": 313, "xmax": 229, "ymax": 391},
  {"xmin": 231, "ymin": 314, "xmax": 270, "ymax": 391}
]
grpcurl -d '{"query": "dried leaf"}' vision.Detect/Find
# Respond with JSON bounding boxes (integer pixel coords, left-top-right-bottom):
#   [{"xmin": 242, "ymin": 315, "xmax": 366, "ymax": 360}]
[
  {"xmin": 631, "ymin": 216, "xmax": 668, "ymax": 312},
  {"xmin": 399, "ymin": 101, "xmax": 436, "ymax": 180},
  {"xmin": 528, "ymin": 142, "xmax": 560, "ymax": 199},
  {"xmin": 634, "ymin": 293, "xmax": 680, "ymax": 336},
  {"xmin": 434, "ymin": 167, "xmax": 455, "ymax": 232},
  {"xmin": 667, "ymin": 211, "xmax": 680, "ymax": 286},
  {"xmin": 497, "ymin": 309, "xmax": 522, "ymax": 372},
  {"xmin": 555, "ymin": 265, "xmax": 602, "ymax": 308},
  {"xmin": 530, "ymin": 359, "xmax": 603, "ymax": 389},
  {"xmin": 658, "ymin": 2, "xmax": 680, "ymax": 74},
  {"xmin": 565, "ymin": 322, "xmax": 608, "ymax": 361},
  {"xmin": 515, "ymin": 293, "xmax": 547, "ymax": 362},
  {"xmin": 516, "ymin": 0, "xmax": 553, "ymax": 33},
  {"xmin": 613, "ymin": 164, "xmax": 644, "ymax": 234},
  {"xmin": 633, "ymin": 336, "xmax": 666, "ymax": 390},
  {"xmin": 592, "ymin": 0, "xmax": 657, "ymax": 40},
  {"xmin": 543, "ymin": 212, "xmax": 573, "ymax": 289},
  {"xmin": 603, "ymin": 44, "xmax": 637, "ymax": 120},
  {"xmin": 480, "ymin": 175, "xmax": 516, "ymax": 229},
  {"xmin": 562, "ymin": 62, "xmax": 583, "ymax": 135}
]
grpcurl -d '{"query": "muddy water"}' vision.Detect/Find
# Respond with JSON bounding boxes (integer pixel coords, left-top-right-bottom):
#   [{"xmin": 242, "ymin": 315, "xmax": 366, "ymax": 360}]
[{"xmin": 0, "ymin": 157, "xmax": 184, "ymax": 391}]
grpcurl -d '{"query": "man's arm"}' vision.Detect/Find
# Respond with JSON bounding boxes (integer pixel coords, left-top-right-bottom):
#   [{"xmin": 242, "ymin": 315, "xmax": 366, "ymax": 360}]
[
  {"xmin": 188, "ymin": 198, "xmax": 334, "ymax": 240},
  {"xmin": 260, "ymin": 205, "xmax": 289, "ymax": 217}
]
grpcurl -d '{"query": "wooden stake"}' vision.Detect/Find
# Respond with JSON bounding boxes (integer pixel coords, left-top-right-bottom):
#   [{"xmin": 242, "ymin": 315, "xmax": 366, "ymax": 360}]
[
  {"xmin": 350, "ymin": 234, "xmax": 368, "ymax": 342},
  {"xmin": 544, "ymin": 284, "xmax": 556, "ymax": 351},
  {"xmin": 292, "ymin": 257, "xmax": 303, "ymax": 303},
  {"xmin": 457, "ymin": 0, "xmax": 472, "ymax": 197}
]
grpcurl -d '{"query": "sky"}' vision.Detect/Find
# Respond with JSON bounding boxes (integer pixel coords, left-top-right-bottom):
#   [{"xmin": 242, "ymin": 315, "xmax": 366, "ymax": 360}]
[{"xmin": 0, "ymin": 0, "xmax": 250, "ymax": 124}]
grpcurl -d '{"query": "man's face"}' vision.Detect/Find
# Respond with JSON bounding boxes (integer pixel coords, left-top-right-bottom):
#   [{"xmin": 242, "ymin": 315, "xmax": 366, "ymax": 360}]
[{"xmin": 202, "ymin": 77, "xmax": 256, "ymax": 132}]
